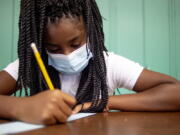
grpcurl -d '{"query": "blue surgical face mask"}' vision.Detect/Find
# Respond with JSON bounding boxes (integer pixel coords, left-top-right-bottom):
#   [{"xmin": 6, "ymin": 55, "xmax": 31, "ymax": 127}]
[{"xmin": 47, "ymin": 44, "xmax": 93, "ymax": 74}]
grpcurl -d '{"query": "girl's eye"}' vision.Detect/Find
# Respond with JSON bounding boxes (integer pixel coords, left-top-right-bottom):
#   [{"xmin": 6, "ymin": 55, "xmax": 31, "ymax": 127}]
[
  {"xmin": 47, "ymin": 48, "xmax": 61, "ymax": 53},
  {"xmin": 44, "ymin": 43, "xmax": 61, "ymax": 53},
  {"xmin": 71, "ymin": 44, "xmax": 81, "ymax": 49}
]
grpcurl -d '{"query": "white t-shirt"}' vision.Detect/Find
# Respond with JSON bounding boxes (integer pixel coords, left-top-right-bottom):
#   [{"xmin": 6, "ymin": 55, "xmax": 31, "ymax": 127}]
[{"xmin": 4, "ymin": 52, "xmax": 144, "ymax": 97}]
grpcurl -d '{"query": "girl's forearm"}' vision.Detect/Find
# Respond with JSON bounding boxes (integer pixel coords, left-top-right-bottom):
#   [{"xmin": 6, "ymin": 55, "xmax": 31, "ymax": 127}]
[
  {"xmin": 108, "ymin": 83, "xmax": 180, "ymax": 111},
  {"xmin": 0, "ymin": 95, "xmax": 22, "ymax": 120}
]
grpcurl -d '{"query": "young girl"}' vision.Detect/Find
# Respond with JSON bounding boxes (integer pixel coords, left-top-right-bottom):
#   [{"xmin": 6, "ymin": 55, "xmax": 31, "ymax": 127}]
[{"xmin": 0, "ymin": 0, "xmax": 180, "ymax": 125}]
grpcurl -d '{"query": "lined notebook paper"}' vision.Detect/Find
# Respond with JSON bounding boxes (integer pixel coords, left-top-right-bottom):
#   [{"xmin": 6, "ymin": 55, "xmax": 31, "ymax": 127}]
[{"xmin": 0, "ymin": 113, "xmax": 96, "ymax": 135}]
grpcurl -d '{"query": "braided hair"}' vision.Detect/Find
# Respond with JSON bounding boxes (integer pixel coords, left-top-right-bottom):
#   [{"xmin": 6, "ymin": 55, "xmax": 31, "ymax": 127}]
[{"xmin": 18, "ymin": 0, "xmax": 108, "ymax": 112}]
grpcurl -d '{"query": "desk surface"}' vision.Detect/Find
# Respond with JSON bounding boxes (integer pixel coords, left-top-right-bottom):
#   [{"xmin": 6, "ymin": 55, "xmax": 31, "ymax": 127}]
[{"xmin": 1, "ymin": 112, "xmax": 180, "ymax": 135}]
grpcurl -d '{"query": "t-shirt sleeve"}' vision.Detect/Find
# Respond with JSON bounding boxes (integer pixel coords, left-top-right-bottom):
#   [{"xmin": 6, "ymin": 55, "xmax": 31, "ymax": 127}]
[
  {"xmin": 3, "ymin": 59, "xmax": 19, "ymax": 81},
  {"xmin": 106, "ymin": 53, "xmax": 144, "ymax": 91}
]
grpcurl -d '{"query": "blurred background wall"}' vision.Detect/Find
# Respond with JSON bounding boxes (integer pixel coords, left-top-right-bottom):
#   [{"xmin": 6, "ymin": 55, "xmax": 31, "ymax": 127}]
[{"xmin": 0, "ymin": 0, "xmax": 179, "ymax": 94}]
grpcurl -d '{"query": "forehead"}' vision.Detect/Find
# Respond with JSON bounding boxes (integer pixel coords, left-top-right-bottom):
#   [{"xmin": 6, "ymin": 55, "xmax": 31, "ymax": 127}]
[{"xmin": 46, "ymin": 16, "xmax": 85, "ymax": 40}]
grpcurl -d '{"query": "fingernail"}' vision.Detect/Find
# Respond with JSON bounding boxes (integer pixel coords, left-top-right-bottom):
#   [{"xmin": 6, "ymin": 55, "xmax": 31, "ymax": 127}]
[{"xmin": 72, "ymin": 111, "xmax": 76, "ymax": 114}]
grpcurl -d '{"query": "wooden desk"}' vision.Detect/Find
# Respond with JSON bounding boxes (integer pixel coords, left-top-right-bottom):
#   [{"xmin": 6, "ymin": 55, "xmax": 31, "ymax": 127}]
[{"xmin": 1, "ymin": 112, "xmax": 180, "ymax": 135}]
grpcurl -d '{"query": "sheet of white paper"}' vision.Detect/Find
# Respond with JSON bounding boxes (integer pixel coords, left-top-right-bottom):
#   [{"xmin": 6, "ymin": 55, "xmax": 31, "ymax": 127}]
[
  {"xmin": 0, "ymin": 113, "xmax": 96, "ymax": 135},
  {"xmin": 67, "ymin": 112, "xmax": 95, "ymax": 121}
]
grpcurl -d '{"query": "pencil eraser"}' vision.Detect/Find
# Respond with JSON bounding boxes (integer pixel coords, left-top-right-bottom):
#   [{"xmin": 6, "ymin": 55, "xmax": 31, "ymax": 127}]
[{"xmin": 31, "ymin": 43, "xmax": 36, "ymax": 48}]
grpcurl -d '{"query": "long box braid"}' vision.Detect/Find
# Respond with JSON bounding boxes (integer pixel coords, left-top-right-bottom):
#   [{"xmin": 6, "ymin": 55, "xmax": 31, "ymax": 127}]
[{"xmin": 17, "ymin": 0, "xmax": 108, "ymax": 112}]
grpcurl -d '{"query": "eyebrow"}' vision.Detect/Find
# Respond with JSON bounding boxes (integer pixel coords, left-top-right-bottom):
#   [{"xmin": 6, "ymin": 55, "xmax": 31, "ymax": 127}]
[
  {"xmin": 44, "ymin": 34, "xmax": 81, "ymax": 46},
  {"xmin": 68, "ymin": 36, "xmax": 79, "ymax": 43},
  {"xmin": 44, "ymin": 43, "xmax": 59, "ymax": 47}
]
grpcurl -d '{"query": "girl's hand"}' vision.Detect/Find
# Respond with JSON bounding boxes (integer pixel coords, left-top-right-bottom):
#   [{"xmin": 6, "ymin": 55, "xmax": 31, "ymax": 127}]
[
  {"xmin": 72, "ymin": 102, "xmax": 109, "ymax": 114},
  {"xmin": 15, "ymin": 90, "xmax": 76, "ymax": 125}
]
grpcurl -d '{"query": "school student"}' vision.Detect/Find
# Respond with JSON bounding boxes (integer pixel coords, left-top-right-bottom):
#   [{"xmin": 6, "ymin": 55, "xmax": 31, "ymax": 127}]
[{"xmin": 0, "ymin": 0, "xmax": 180, "ymax": 125}]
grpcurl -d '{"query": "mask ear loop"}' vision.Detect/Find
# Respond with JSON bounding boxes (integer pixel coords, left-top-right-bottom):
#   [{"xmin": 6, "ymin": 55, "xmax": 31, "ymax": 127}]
[{"xmin": 86, "ymin": 38, "xmax": 91, "ymax": 59}]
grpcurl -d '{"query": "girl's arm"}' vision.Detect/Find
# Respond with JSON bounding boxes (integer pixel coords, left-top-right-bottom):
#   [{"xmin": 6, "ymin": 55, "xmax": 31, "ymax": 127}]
[
  {"xmin": 0, "ymin": 71, "xmax": 17, "ymax": 95},
  {"xmin": 73, "ymin": 69, "xmax": 180, "ymax": 113},
  {"xmin": 0, "ymin": 71, "xmax": 22, "ymax": 119},
  {"xmin": 0, "ymin": 71, "xmax": 76, "ymax": 124},
  {"xmin": 109, "ymin": 69, "xmax": 180, "ymax": 111}
]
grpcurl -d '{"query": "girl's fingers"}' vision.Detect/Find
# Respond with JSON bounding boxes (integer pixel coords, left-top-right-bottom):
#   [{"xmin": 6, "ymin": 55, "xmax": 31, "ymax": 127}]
[
  {"xmin": 57, "ymin": 99, "xmax": 72, "ymax": 116},
  {"xmin": 59, "ymin": 91, "xmax": 77, "ymax": 107},
  {"xmin": 72, "ymin": 104, "xmax": 82, "ymax": 114},
  {"xmin": 53, "ymin": 109, "xmax": 68, "ymax": 123},
  {"xmin": 41, "ymin": 113, "xmax": 57, "ymax": 125},
  {"xmin": 103, "ymin": 105, "xmax": 110, "ymax": 112},
  {"xmin": 72, "ymin": 102, "xmax": 92, "ymax": 114}
]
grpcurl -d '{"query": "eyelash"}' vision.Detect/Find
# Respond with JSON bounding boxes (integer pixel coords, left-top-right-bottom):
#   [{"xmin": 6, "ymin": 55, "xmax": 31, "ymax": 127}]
[
  {"xmin": 47, "ymin": 44, "xmax": 81, "ymax": 53},
  {"xmin": 48, "ymin": 49, "xmax": 60, "ymax": 53},
  {"xmin": 71, "ymin": 44, "xmax": 81, "ymax": 48}
]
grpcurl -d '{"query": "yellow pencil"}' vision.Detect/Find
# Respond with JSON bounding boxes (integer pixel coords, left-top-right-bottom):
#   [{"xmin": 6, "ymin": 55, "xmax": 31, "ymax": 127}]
[{"xmin": 31, "ymin": 43, "xmax": 55, "ymax": 90}]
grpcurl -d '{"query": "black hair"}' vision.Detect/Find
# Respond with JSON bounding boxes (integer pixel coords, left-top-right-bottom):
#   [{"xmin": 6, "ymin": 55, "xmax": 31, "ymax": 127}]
[{"xmin": 17, "ymin": 0, "xmax": 108, "ymax": 112}]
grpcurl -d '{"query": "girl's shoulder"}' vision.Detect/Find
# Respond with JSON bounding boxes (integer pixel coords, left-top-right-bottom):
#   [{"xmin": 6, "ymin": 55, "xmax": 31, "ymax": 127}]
[
  {"xmin": 3, "ymin": 59, "xmax": 19, "ymax": 81},
  {"xmin": 104, "ymin": 51, "xmax": 144, "ymax": 91},
  {"xmin": 104, "ymin": 51, "xmax": 143, "ymax": 72},
  {"xmin": 103, "ymin": 51, "xmax": 138, "ymax": 65}
]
